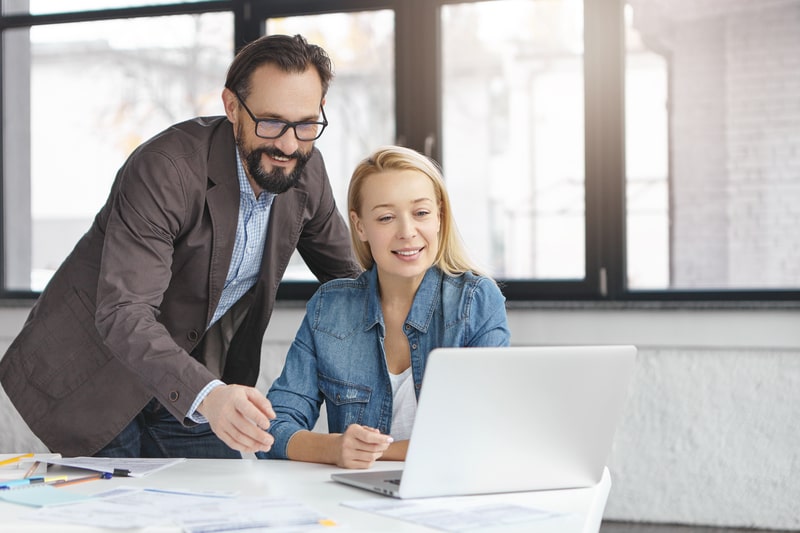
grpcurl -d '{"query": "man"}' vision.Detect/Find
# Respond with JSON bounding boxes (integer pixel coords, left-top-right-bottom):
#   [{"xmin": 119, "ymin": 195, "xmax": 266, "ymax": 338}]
[{"xmin": 0, "ymin": 34, "xmax": 361, "ymax": 458}]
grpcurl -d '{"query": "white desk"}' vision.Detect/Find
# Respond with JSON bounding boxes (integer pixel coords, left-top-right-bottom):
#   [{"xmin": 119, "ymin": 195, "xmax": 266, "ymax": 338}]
[{"xmin": 0, "ymin": 460, "xmax": 611, "ymax": 532}]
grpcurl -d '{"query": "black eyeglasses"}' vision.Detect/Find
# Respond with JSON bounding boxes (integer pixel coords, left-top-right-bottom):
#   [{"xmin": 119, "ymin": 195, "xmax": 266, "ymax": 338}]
[{"xmin": 235, "ymin": 92, "xmax": 328, "ymax": 141}]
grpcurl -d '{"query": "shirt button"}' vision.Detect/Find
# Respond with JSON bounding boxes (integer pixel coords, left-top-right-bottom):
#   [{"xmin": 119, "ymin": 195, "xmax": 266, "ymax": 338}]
[
  {"xmin": 169, "ymin": 391, "xmax": 180, "ymax": 402},
  {"xmin": 404, "ymin": 325, "xmax": 410, "ymax": 331},
  {"xmin": 187, "ymin": 330, "xmax": 199, "ymax": 342},
  {"xmin": 411, "ymin": 344, "xmax": 418, "ymax": 350}
]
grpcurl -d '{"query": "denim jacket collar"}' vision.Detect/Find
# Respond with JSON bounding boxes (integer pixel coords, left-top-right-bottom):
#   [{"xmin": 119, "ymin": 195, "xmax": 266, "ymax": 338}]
[{"xmin": 363, "ymin": 265, "xmax": 443, "ymax": 335}]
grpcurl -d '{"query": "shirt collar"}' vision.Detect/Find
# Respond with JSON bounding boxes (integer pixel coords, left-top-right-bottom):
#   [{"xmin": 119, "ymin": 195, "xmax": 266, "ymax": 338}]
[{"xmin": 365, "ymin": 265, "xmax": 443, "ymax": 334}]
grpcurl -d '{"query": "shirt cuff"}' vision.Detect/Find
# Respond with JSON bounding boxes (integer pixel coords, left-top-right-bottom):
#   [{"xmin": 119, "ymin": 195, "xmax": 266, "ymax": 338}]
[{"xmin": 187, "ymin": 379, "xmax": 225, "ymax": 424}]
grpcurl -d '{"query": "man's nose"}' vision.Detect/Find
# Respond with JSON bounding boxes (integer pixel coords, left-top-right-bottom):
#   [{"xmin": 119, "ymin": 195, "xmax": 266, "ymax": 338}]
[{"xmin": 273, "ymin": 127, "xmax": 300, "ymax": 155}]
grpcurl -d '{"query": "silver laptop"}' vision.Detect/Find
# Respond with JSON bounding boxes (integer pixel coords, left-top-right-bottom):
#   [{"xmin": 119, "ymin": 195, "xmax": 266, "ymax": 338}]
[{"xmin": 331, "ymin": 344, "xmax": 636, "ymax": 499}]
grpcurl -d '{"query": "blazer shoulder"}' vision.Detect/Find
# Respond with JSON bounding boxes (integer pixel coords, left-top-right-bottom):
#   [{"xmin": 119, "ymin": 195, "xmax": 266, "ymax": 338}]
[{"xmin": 135, "ymin": 116, "xmax": 230, "ymax": 158}]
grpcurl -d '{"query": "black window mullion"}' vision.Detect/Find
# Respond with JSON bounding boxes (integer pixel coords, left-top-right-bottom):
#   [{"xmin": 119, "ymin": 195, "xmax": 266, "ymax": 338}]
[
  {"xmin": 395, "ymin": 0, "xmax": 439, "ymax": 160},
  {"xmin": 584, "ymin": 0, "xmax": 626, "ymax": 300}
]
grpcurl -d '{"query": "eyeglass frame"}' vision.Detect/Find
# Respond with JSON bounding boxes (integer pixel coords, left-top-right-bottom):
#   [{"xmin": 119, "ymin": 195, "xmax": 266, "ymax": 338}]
[{"xmin": 234, "ymin": 92, "xmax": 328, "ymax": 141}]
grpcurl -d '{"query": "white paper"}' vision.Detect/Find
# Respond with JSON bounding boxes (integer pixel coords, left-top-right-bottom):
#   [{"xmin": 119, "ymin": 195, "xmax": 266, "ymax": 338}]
[
  {"xmin": 343, "ymin": 497, "xmax": 563, "ymax": 532},
  {"xmin": 46, "ymin": 456, "xmax": 186, "ymax": 477},
  {"xmin": 26, "ymin": 487, "xmax": 335, "ymax": 531}
]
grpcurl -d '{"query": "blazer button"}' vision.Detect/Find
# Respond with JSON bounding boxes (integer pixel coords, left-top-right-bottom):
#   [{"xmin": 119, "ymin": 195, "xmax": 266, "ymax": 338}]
[
  {"xmin": 169, "ymin": 391, "xmax": 180, "ymax": 402},
  {"xmin": 187, "ymin": 330, "xmax": 199, "ymax": 342}
]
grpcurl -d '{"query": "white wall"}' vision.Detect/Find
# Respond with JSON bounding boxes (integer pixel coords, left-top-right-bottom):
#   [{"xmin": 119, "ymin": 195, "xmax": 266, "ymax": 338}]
[{"xmin": 1, "ymin": 304, "xmax": 799, "ymax": 530}]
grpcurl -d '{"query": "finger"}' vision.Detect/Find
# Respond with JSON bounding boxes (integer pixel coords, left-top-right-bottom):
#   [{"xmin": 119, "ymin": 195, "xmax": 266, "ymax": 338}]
[
  {"xmin": 243, "ymin": 387, "xmax": 277, "ymax": 419},
  {"xmin": 356, "ymin": 429, "xmax": 393, "ymax": 446},
  {"xmin": 219, "ymin": 428, "xmax": 272, "ymax": 454},
  {"xmin": 219, "ymin": 421, "xmax": 274, "ymax": 453},
  {"xmin": 343, "ymin": 452, "xmax": 383, "ymax": 469},
  {"xmin": 236, "ymin": 393, "xmax": 276, "ymax": 431},
  {"xmin": 228, "ymin": 409, "xmax": 274, "ymax": 446}
]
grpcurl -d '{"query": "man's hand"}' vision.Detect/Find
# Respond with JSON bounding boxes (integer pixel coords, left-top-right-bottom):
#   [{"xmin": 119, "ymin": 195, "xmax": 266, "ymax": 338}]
[{"xmin": 197, "ymin": 384, "xmax": 276, "ymax": 453}]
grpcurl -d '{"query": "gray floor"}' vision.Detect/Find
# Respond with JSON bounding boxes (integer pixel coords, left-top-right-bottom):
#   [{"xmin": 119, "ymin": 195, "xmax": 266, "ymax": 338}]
[{"xmin": 600, "ymin": 521, "xmax": 796, "ymax": 533}]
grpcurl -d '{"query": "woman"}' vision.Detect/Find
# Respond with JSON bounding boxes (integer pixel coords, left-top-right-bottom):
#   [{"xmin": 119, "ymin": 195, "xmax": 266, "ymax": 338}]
[{"xmin": 259, "ymin": 145, "xmax": 510, "ymax": 468}]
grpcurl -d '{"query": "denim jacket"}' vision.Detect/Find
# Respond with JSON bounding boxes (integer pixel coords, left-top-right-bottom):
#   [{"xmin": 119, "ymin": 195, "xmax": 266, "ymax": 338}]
[{"xmin": 259, "ymin": 265, "xmax": 510, "ymax": 459}]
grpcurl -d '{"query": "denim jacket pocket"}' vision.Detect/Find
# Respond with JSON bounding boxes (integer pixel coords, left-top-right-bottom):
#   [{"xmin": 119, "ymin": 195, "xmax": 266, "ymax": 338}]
[{"xmin": 318, "ymin": 373, "xmax": 372, "ymax": 432}]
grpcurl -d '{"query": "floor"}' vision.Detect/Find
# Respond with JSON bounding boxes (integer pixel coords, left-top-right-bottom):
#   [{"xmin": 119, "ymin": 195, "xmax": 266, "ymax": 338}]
[{"xmin": 600, "ymin": 521, "xmax": 796, "ymax": 533}]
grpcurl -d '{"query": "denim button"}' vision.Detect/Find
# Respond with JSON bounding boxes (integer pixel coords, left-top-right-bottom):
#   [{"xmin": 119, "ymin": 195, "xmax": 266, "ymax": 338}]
[{"xmin": 411, "ymin": 344, "xmax": 417, "ymax": 350}]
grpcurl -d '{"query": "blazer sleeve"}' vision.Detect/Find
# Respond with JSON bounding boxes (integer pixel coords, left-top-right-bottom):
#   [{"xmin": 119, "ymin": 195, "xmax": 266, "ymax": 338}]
[
  {"xmin": 295, "ymin": 151, "xmax": 362, "ymax": 282},
  {"xmin": 94, "ymin": 147, "xmax": 215, "ymax": 420}
]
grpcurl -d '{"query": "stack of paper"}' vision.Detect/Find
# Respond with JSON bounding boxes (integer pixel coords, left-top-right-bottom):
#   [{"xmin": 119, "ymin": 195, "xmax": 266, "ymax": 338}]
[{"xmin": 0, "ymin": 453, "xmax": 61, "ymax": 481}]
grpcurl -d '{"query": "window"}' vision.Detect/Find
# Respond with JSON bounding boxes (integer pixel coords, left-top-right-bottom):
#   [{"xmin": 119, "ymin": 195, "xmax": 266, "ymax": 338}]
[
  {"xmin": 3, "ymin": 0, "xmax": 798, "ymax": 302},
  {"xmin": 263, "ymin": 10, "xmax": 395, "ymax": 282},
  {"xmin": 2, "ymin": 7, "xmax": 232, "ymax": 291},
  {"xmin": 442, "ymin": 0, "xmax": 586, "ymax": 281},
  {"xmin": 625, "ymin": 0, "xmax": 800, "ymax": 292}
]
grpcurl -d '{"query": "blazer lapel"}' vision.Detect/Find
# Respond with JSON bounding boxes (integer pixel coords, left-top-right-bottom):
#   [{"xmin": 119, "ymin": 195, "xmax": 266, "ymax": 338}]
[{"xmin": 205, "ymin": 122, "xmax": 240, "ymax": 324}]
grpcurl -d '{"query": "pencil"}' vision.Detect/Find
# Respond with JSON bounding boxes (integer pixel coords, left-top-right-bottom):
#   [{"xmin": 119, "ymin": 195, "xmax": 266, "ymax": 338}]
[
  {"xmin": 23, "ymin": 461, "xmax": 41, "ymax": 478},
  {"xmin": 51, "ymin": 472, "xmax": 112, "ymax": 488},
  {"xmin": 0, "ymin": 453, "xmax": 34, "ymax": 467}
]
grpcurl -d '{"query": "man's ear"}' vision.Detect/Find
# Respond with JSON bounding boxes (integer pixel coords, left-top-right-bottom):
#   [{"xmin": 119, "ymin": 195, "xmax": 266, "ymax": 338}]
[{"xmin": 221, "ymin": 88, "xmax": 238, "ymax": 122}]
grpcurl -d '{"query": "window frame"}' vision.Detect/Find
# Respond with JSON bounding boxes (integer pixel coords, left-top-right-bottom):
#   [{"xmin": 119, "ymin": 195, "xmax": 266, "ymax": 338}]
[{"xmin": 2, "ymin": 0, "xmax": 798, "ymax": 305}]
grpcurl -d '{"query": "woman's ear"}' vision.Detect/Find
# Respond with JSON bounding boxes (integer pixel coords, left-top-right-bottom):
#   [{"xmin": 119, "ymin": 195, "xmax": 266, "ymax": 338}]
[{"xmin": 350, "ymin": 211, "xmax": 368, "ymax": 242}]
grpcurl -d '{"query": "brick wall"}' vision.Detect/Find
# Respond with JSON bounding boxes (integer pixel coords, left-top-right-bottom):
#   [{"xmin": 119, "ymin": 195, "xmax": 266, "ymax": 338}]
[{"xmin": 636, "ymin": 0, "xmax": 800, "ymax": 288}]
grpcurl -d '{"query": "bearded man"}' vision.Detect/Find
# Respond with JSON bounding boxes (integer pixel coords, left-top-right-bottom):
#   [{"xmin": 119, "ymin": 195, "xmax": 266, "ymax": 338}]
[{"xmin": 0, "ymin": 34, "xmax": 361, "ymax": 458}]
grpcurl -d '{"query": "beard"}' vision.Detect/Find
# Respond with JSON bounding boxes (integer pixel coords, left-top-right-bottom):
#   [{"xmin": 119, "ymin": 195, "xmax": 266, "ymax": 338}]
[{"xmin": 236, "ymin": 125, "xmax": 313, "ymax": 194}]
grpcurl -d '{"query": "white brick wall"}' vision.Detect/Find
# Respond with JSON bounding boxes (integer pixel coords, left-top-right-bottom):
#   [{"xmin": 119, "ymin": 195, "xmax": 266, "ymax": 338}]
[{"xmin": 636, "ymin": 0, "xmax": 800, "ymax": 289}]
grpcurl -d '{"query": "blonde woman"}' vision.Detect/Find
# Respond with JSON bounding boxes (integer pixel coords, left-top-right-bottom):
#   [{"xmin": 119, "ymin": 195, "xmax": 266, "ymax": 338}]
[{"xmin": 259, "ymin": 146, "xmax": 510, "ymax": 468}]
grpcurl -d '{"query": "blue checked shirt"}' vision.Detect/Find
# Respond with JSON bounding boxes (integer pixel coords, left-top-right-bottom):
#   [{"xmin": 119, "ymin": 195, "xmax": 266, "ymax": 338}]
[{"xmin": 188, "ymin": 150, "xmax": 274, "ymax": 423}]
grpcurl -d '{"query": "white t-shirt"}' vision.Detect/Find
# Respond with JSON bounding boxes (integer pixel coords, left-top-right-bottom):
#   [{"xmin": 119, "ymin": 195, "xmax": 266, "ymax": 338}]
[{"xmin": 388, "ymin": 367, "xmax": 417, "ymax": 441}]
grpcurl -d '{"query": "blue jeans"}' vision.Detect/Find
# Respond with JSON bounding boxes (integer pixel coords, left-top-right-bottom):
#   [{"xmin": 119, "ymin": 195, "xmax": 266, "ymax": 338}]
[{"xmin": 94, "ymin": 399, "xmax": 241, "ymax": 459}]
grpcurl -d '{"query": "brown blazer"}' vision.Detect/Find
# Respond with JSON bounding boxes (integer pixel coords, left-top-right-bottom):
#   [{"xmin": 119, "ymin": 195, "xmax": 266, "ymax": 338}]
[{"xmin": 0, "ymin": 117, "xmax": 360, "ymax": 456}]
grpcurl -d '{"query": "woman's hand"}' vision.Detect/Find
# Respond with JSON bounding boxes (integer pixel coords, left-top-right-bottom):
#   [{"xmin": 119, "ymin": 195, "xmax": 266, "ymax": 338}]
[{"xmin": 335, "ymin": 425, "xmax": 394, "ymax": 469}]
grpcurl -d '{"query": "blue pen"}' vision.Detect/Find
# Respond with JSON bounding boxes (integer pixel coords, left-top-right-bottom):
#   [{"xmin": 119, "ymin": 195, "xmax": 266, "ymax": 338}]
[
  {"xmin": 0, "ymin": 478, "xmax": 33, "ymax": 490},
  {"xmin": 0, "ymin": 476, "xmax": 48, "ymax": 490}
]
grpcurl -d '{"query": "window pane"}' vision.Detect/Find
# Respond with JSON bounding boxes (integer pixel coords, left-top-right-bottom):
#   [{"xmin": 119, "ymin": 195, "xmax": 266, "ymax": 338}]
[
  {"xmin": 3, "ymin": 0, "xmax": 212, "ymax": 16},
  {"xmin": 2, "ymin": 13, "xmax": 232, "ymax": 291},
  {"xmin": 266, "ymin": 11, "xmax": 395, "ymax": 280},
  {"xmin": 625, "ymin": 0, "xmax": 800, "ymax": 290},
  {"xmin": 442, "ymin": 0, "xmax": 585, "ymax": 280}
]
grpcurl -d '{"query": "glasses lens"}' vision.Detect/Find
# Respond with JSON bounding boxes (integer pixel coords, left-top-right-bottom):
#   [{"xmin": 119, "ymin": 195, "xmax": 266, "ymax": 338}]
[
  {"xmin": 294, "ymin": 123, "xmax": 322, "ymax": 141},
  {"xmin": 256, "ymin": 120, "xmax": 288, "ymax": 139}
]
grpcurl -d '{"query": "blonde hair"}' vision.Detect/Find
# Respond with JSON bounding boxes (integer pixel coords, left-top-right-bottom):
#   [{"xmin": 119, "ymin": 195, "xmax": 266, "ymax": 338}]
[{"xmin": 347, "ymin": 145, "xmax": 484, "ymax": 277}]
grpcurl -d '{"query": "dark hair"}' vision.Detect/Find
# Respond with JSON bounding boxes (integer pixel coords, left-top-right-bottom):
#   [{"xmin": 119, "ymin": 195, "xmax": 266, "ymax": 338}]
[{"xmin": 225, "ymin": 34, "xmax": 333, "ymax": 99}]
